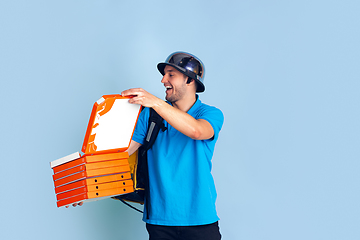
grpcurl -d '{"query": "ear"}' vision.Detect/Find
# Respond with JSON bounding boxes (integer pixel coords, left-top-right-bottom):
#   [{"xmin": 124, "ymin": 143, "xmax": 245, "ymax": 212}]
[{"xmin": 186, "ymin": 77, "xmax": 193, "ymax": 84}]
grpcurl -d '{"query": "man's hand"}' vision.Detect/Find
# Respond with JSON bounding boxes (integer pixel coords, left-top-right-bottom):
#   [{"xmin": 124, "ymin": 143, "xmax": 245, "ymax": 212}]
[
  {"xmin": 65, "ymin": 202, "xmax": 83, "ymax": 208},
  {"xmin": 121, "ymin": 88, "xmax": 163, "ymax": 108}
]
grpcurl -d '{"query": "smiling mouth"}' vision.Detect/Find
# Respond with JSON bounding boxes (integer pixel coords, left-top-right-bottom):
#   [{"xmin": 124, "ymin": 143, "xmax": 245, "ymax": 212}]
[{"xmin": 165, "ymin": 85, "xmax": 173, "ymax": 93}]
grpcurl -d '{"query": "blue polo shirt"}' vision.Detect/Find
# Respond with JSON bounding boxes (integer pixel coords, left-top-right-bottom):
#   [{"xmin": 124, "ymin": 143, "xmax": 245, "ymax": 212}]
[{"xmin": 132, "ymin": 96, "xmax": 224, "ymax": 226}]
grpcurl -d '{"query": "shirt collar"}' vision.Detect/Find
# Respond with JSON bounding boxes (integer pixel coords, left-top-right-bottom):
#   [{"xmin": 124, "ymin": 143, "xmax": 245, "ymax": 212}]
[{"xmin": 187, "ymin": 94, "xmax": 201, "ymax": 115}]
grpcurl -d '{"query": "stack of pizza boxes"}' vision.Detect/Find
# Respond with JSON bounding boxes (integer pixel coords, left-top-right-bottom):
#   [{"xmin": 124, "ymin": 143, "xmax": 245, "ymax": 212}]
[{"xmin": 50, "ymin": 95, "xmax": 142, "ymax": 207}]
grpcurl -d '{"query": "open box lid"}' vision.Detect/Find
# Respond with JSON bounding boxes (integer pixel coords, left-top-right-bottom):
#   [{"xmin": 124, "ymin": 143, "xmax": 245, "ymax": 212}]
[{"xmin": 82, "ymin": 94, "xmax": 142, "ymax": 156}]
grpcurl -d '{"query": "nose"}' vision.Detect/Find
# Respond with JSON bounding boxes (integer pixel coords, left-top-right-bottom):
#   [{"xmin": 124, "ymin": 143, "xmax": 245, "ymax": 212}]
[{"xmin": 161, "ymin": 75, "xmax": 167, "ymax": 84}]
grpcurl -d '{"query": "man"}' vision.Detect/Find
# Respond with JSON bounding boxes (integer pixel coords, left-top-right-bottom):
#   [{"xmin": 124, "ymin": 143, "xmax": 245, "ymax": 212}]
[{"xmin": 122, "ymin": 52, "xmax": 224, "ymax": 240}]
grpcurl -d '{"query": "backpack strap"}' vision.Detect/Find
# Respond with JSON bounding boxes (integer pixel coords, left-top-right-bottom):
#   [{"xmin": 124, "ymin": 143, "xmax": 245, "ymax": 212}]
[
  {"xmin": 140, "ymin": 108, "xmax": 167, "ymax": 156},
  {"xmin": 139, "ymin": 108, "xmax": 165, "ymax": 218}
]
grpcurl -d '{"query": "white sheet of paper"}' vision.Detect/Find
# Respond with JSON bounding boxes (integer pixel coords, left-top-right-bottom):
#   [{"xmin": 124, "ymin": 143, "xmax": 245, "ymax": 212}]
[{"xmin": 50, "ymin": 152, "xmax": 81, "ymax": 168}]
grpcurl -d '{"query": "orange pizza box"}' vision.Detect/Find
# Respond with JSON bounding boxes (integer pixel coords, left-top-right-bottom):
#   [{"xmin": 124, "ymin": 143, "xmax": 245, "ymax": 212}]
[
  {"xmin": 56, "ymin": 179, "xmax": 133, "ymax": 201},
  {"xmin": 52, "ymin": 159, "xmax": 130, "ymax": 181},
  {"xmin": 52, "ymin": 152, "xmax": 129, "ymax": 174},
  {"xmin": 82, "ymin": 94, "xmax": 141, "ymax": 156},
  {"xmin": 55, "ymin": 172, "xmax": 132, "ymax": 194},
  {"xmin": 53, "ymin": 165, "xmax": 131, "ymax": 188},
  {"xmin": 56, "ymin": 185, "xmax": 134, "ymax": 208},
  {"xmin": 50, "ymin": 94, "xmax": 141, "ymax": 207}
]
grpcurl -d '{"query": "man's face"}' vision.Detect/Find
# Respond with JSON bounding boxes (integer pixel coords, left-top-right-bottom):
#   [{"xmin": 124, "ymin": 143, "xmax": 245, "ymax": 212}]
[{"xmin": 161, "ymin": 65, "xmax": 187, "ymax": 103}]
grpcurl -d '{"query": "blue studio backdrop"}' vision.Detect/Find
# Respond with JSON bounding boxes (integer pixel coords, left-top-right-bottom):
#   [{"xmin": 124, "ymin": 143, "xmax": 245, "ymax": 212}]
[{"xmin": 1, "ymin": 1, "xmax": 359, "ymax": 240}]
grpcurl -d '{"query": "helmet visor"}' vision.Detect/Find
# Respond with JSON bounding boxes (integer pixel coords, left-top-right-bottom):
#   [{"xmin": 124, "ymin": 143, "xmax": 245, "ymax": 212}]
[{"xmin": 166, "ymin": 53, "xmax": 204, "ymax": 80}]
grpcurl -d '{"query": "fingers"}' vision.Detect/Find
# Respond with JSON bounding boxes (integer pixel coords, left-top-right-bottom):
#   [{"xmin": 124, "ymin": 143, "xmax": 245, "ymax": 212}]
[
  {"xmin": 121, "ymin": 88, "xmax": 144, "ymax": 97},
  {"xmin": 65, "ymin": 202, "xmax": 83, "ymax": 208},
  {"xmin": 122, "ymin": 88, "xmax": 149, "ymax": 106},
  {"xmin": 72, "ymin": 202, "xmax": 83, "ymax": 207},
  {"xmin": 121, "ymin": 88, "xmax": 161, "ymax": 108},
  {"xmin": 128, "ymin": 96, "xmax": 145, "ymax": 105}
]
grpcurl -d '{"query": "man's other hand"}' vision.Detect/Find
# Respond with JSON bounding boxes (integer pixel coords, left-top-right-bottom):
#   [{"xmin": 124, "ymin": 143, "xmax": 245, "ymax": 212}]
[{"xmin": 65, "ymin": 201, "xmax": 83, "ymax": 208}]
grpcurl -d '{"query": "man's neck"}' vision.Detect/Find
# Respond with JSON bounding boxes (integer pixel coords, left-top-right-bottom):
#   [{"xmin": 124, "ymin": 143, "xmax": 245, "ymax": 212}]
[{"xmin": 171, "ymin": 94, "xmax": 197, "ymax": 113}]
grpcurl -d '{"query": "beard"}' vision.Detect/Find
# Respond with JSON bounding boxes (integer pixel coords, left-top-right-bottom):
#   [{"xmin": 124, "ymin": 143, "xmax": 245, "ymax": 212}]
[{"xmin": 165, "ymin": 82, "xmax": 187, "ymax": 103}]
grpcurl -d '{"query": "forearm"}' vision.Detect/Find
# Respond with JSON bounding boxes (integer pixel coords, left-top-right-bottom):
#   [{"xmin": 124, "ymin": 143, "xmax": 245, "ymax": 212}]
[
  {"xmin": 126, "ymin": 140, "xmax": 142, "ymax": 156},
  {"xmin": 153, "ymin": 101, "xmax": 214, "ymax": 140}
]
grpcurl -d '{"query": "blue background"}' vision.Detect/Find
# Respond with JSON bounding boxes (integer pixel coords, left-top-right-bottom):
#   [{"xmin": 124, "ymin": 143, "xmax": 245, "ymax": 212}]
[{"xmin": 1, "ymin": 1, "xmax": 359, "ymax": 239}]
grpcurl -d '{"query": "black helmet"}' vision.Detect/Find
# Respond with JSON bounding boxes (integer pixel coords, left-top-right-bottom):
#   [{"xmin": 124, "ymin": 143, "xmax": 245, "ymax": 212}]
[{"xmin": 157, "ymin": 51, "xmax": 205, "ymax": 92}]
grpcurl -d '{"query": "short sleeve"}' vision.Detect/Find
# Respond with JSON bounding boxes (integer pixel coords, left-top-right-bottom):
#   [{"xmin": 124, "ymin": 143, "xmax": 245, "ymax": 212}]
[
  {"xmin": 132, "ymin": 107, "xmax": 150, "ymax": 145},
  {"xmin": 197, "ymin": 106, "xmax": 224, "ymax": 141}
]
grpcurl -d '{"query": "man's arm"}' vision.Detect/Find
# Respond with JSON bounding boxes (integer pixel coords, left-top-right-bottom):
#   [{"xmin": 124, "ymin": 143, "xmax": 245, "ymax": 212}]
[
  {"xmin": 153, "ymin": 102, "xmax": 214, "ymax": 140},
  {"xmin": 121, "ymin": 88, "xmax": 214, "ymax": 140},
  {"xmin": 126, "ymin": 140, "xmax": 142, "ymax": 156}
]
